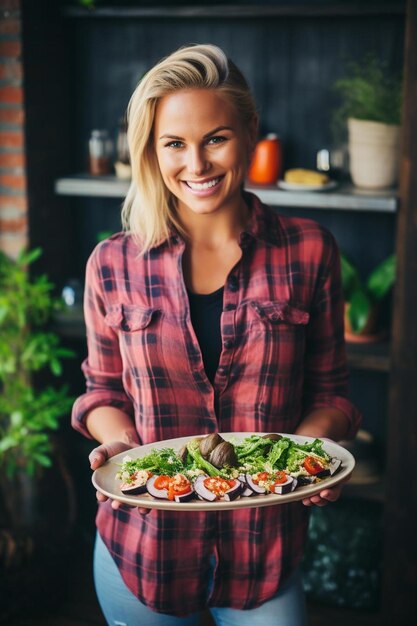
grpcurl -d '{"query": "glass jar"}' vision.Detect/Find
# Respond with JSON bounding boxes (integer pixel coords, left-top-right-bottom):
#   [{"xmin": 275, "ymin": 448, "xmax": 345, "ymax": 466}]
[{"xmin": 88, "ymin": 129, "xmax": 113, "ymax": 176}]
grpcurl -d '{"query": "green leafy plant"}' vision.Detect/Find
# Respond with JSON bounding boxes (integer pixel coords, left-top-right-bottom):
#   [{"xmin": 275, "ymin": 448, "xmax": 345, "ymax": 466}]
[
  {"xmin": 332, "ymin": 55, "xmax": 402, "ymax": 139},
  {"xmin": 0, "ymin": 248, "xmax": 75, "ymax": 478},
  {"xmin": 341, "ymin": 253, "xmax": 396, "ymax": 334}
]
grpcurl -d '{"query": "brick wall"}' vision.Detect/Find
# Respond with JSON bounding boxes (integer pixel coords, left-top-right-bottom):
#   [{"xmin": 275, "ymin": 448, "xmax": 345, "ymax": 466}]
[{"xmin": 0, "ymin": 0, "xmax": 27, "ymax": 259}]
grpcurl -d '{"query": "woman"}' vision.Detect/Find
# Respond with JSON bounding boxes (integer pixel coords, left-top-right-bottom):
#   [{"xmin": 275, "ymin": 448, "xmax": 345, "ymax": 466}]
[{"xmin": 72, "ymin": 44, "xmax": 361, "ymax": 626}]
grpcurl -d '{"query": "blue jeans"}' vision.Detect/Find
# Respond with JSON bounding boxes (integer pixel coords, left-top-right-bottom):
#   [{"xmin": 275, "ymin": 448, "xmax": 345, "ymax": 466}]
[{"xmin": 94, "ymin": 531, "xmax": 307, "ymax": 626}]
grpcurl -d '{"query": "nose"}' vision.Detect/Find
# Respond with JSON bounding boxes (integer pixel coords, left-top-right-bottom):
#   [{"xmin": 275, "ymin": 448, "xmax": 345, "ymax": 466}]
[{"xmin": 187, "ymin": 145, "xmax": 210, "ymax": 176}]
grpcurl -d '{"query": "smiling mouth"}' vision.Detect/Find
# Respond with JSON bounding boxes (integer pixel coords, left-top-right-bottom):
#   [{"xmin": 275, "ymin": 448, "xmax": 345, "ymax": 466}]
[{"xmin": 184, "ymin": 176, "xmax": 223, "ymax": 190}]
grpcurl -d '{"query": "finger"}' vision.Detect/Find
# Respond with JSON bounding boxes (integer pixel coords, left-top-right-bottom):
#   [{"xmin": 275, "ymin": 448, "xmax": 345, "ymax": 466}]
[
  {"xmin": 302, "ymin": 494, "xmax": 327, "ymax": 507},
  {"xmin": 96, "ymin": 490, "xmax": 108, "ymax": 502},
  {"xmin": 320, "ymin": 487, "xmax": 342, "ymax": 502},
  {"xmin": 89, "ymin": 449, "xmax": 107, "ymax": 469},
  {"xmin": 111, "ymin": 499, "xmax": 130, "ymax": 510},
  {"xmin": 138, "ymin": 507, "xmax": 151, "ymax": 516},
  {"xmin": 302, "ymin": 498, "xmax": 314, "ymax": 507}
]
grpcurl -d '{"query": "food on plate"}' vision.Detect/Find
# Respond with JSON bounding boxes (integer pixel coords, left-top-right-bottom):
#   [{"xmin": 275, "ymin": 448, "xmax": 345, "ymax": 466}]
[
  {"xmin": 194, "ymin": 476, "xmax": 242, "ymax": 501},
  {"xmin": 115, "ymin": 433, "xmax": 343, "ymax": 504},
  {"xmin": 208, "ymin": 441, "xmax": 238, "ymax": 469},
  {"xmin": 120, "ymin": 469, "xmax": 153, "ymax": 495},
  {"xmin": 284, "ymin": 169, "xmax": 329, "ymax": 186},
  {"xmin": 146, "ymin": 474, "xmax": 194, "ymax": 502}
]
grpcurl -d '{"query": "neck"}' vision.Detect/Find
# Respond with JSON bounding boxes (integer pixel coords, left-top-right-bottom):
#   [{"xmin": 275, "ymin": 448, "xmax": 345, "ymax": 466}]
[{"xmin": 176, "ymin": 197, "xmax": 250, "ymax": 250}]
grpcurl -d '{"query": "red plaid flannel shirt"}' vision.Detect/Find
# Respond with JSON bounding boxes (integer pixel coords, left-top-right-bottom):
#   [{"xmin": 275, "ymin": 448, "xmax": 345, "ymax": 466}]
[{"xmin": 72, "ymin": 192, "xmax": 361, "ymax": 616}]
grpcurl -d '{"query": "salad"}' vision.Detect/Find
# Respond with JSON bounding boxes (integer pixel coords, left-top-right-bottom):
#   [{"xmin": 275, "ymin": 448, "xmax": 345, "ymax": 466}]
[{"xmin": 115, "ymin": 433, "xmax": 342, "ymax": 503}]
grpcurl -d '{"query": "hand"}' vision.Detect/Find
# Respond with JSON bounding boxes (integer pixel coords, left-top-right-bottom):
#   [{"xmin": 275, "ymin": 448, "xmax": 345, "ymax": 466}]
[
  {"xmin": 89, "ymin": 441, "xmax": 151, "ymax": 516},
  {"xmin": 301, "ymin": 473, "xmax": 352, "ymax": 507}
]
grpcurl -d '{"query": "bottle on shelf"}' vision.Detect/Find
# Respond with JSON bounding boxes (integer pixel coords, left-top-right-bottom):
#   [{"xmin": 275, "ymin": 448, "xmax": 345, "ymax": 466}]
[
  {"xmin": 248, "ymin": 133, "xmax": 282, "ymax": 185},
  {"xmin": 88, "ymin": 129, "xmax": 113, "ymax": 176}
]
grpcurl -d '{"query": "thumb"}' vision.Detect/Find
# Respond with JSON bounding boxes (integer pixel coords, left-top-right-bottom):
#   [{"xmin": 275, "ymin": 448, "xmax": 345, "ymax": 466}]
[
  {"xmin": 89, "ymin": 441, "xmax": 135, "ymax": 470},
  {"xmin": 89, "ymin": 445, "xmax": 109, "ymax": 470}
]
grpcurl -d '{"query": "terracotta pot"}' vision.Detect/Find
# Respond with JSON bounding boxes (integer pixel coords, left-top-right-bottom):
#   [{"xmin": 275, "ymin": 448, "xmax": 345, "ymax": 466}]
[
  {"xmin": 348, "ymin": 118, "xmax": 401, "ymax": 189},
  {"xmin": 344, "ymin": 302, "xmax": 386, "ymax": 343}
]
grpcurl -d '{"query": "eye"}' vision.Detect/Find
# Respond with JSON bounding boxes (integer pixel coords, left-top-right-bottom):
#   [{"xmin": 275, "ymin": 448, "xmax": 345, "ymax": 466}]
[
  {"xmin": 165, "ymin": 140, "xmax": 184, "ymax": 149},
  {"xmin": 207, "ymin": 135, "xmax": 228, "ymax": 145}
]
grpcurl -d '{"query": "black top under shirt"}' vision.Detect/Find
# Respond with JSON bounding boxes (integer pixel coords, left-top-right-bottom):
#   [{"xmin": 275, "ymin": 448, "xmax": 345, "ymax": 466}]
[{"xmin": 187, "ymin": 286, "xmax": 224, "ymax": 385}]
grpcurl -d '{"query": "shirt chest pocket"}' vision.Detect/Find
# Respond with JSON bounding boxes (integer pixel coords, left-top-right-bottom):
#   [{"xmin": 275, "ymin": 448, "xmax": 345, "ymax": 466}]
[
  {"xmin": 249, "ymin": 300, "xmax": 309, "ymax": 329},
  {"xmin": 104, "ymin": 304, "xmax": 162, "ymax": 366},
  {"xmin": 244, "ymin": 300, "xmax": 310, "ymax": 378}
]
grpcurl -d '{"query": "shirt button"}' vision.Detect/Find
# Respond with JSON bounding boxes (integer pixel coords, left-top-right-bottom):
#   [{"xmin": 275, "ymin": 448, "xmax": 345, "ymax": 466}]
[
  {"xmin": 228, "ymin": 276, "xmax": 239, "ymax": 292},
  {"xmin": 224, "ymin": 303, "xmax": 236, "ymax": 311},
  {"xmin": 223, "ymin": 339, "xmax": 234, "ymax": 349}
]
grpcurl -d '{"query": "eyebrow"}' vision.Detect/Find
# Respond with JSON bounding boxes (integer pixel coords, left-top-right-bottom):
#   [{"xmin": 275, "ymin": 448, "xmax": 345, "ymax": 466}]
[{"xmin": 158, "ymin": 125, "xmax": 235, "ymax": 141}]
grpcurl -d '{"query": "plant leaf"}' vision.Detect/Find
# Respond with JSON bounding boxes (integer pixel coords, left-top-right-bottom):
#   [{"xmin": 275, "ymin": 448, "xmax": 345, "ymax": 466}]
[
  {"xmin": 50, "ymin": 359, "xmax": 63, "ymax": 376},
  {"xmin": 17, "ymin": 247, "xmax": 42, "ymax": 266},
  {"xmin": 0, "ymin": 436, "xmax": 18, "ymax": 453},
  {"xmin": 34, "ymin": 453, "xmax": 52, "ymax": 467},
  {"xmin": 340, "ymin": 253, "xmax": 361, "ymax": 302},
  {"xmin": 367, "ymin": 254, "xmax": 396, "ymax": 301},
  {"xmin": 349, "ymin": 289, "xmax": 372, "ymax": 333}
]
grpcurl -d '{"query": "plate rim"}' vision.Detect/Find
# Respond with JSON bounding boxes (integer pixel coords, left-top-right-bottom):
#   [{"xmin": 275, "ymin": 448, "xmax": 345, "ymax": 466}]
[{"xmin": 92, "ymin": 432, "xmax": 355, "ymax": 511}]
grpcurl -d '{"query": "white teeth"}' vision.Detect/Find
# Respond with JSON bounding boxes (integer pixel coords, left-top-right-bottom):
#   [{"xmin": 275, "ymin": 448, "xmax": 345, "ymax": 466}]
[{"xmin": 186, "ymin": 177, "xmax": 221, "ymax": 190}]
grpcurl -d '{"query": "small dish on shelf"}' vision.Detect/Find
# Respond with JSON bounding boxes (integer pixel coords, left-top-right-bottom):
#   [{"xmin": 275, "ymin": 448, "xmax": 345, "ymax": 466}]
[{"xmin": 277, "ymin": 179, "xmax": 338, "ymax": 192}]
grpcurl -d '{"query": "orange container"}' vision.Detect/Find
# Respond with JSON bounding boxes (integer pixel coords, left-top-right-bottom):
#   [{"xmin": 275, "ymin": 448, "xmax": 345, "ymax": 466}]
[{"xmin": 248, "ymin": 133, "xmax": 282, "ymax": 185}]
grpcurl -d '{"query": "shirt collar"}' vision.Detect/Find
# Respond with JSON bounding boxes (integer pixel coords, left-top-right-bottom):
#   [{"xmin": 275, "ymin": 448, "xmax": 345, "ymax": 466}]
[
  {"xmin": 152, "ymin": 191, "xmax": 282, "ymax": 250},
  {"xmin": 240, "ymin": 191, "xmax": 282, "ymax": 247}
]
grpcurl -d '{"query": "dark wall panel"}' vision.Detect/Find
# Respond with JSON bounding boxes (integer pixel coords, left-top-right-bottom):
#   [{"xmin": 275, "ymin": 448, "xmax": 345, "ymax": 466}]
[{"xmin": 71, "ymin": 14, "xmax": 404, "ymax": 170}]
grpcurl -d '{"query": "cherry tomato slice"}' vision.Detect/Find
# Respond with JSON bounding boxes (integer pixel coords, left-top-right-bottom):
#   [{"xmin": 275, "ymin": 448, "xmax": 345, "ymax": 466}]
[
  {"xmin": 154, "ymin": 475, "xmax": 171, "ymax": 490},
  {"xmin": 303, "ymin": 456, "xmax": 324, "ymax": 475},
  {"xmin": 269, "ymin": 471, "xmax": 288, "ymax": 492},
  {"xmin": 252, "ymin": 471, "xmax": 270, "ymax": 485},
  {"xmin": 162, "ymin": 474, "xmax": 192, "ymax": 501},
  {"xmin": 273, "ymin": 471, "xmax": 288, "ymax": 484},
  {"xmin": 204, "ymin": 477, "xmax": 234, "ymax": 497}
]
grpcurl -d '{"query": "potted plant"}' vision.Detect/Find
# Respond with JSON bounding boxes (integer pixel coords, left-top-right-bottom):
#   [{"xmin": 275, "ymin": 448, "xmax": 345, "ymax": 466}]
[
  {"xmin": 333, "ymin": 55, "xmax": 402, "ymax": 189},
  {"xmin": 0, "ymin": 248, "xmax": 75, "ymax": 527},
  {"xmin": 0, "ymin": 248, "xmax": 78, "ymax": 619},
  {"xmin": 341, "ymin": 252, "xmax": 396, "ymax": 342}
]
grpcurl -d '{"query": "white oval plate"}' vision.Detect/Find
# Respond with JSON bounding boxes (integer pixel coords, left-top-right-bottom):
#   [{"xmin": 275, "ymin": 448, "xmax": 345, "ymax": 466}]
[
  {"xmin": 92, "ymin": 432, "xmax": 355, "ymax": 511},
  {"xmin": 278, "ymin": 180, "xmax": 338, "ymax": 192}
]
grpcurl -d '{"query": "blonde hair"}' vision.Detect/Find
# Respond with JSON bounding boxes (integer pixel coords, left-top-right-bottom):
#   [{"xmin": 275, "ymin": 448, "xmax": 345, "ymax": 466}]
[{"xmin": 121, "ymin": 44, "xmax": 257, "ymax": 253}]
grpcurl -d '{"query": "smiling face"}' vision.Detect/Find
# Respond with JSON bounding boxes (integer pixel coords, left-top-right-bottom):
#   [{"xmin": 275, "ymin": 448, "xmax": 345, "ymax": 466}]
[{"xmin": 153, "ymin": 88, "xmax": 256, "ymax": 222}]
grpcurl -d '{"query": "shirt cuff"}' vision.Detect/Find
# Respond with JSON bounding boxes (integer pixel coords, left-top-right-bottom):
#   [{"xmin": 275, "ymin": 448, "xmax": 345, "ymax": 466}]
[{"xmin": 71, "ymin": 392, "xmax": 135, "ymax": 440}]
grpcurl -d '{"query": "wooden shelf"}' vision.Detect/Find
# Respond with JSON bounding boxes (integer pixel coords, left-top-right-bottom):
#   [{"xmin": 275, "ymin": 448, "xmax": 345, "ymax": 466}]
[
  {"xmin": 63, "ymin": 2, "xmax": 405, "ymax": 20},
  {"xmin": 55, "ymin": 174, "xmax": 130, "ymax": 198},
  {"xmin": 54, "ymin": 174, "xmax": 398, "ymax": 213},
  {"xmin": 345, "ymin": 340, "xmax": 390, "ymax": 372}
]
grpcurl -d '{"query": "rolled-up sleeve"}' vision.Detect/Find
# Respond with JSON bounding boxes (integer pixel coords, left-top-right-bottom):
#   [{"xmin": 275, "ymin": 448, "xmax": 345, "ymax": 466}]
[
  {"xmin": 302, "ymin": 235, "xmax": 362, "ymax": 439},
  {"xmin": 71, "ymin": 244, "xmax": 134, "ymax": 439}
]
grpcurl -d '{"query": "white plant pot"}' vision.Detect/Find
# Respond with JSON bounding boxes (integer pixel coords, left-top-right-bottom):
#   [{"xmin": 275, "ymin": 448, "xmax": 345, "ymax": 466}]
[{"xmin": 348, "ymin": 118, "xmax": 401, "ymax": 189}]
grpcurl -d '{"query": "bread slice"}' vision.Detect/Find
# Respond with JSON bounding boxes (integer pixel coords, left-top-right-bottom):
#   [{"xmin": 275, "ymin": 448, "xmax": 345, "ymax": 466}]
[{"xmin": 284, "ymin": 169, "xmax": 329, "ymax": 185}]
